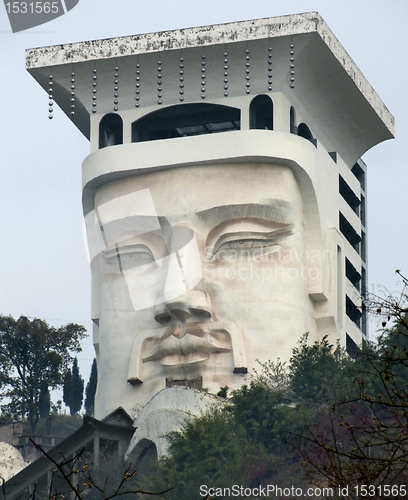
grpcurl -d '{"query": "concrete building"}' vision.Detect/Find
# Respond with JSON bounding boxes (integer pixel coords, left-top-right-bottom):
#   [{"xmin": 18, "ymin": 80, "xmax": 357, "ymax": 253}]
[{"xmin": 22, "ymin": 11, "xmax": 394, "ymax": 471}]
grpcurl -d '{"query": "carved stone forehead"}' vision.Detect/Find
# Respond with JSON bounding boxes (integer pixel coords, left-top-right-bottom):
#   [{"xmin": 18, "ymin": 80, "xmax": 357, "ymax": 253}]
[{"xmin": 94, "ymin": 163, "xmax": 301, "ymax": 222}]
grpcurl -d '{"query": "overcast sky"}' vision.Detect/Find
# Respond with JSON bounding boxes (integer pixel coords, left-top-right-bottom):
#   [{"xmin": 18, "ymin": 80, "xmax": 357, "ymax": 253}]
[{"xmin": 0, "ymin": 0, "xmax": 407, "ymax": 397}]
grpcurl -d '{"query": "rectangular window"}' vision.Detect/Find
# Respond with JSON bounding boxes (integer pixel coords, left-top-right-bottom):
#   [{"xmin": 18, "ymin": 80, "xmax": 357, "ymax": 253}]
[
  {"xmin": 352, "ymin": 160, "xmax": 366, "ymax": 191},
  {"xmin": 346, "ymin": 295, "xmax": 362, "ymax": 328},
  {"xmin": 339, "ymin": 175, "xmax": 360, "ymax": 214},
  {"xmin": 346, "ymin": 333, "xmax": 359, "ymax": 359},
  {"xmin": 339, "ymin": 213, "xmax": 361, "ymax": 249},
  {"xmin": 346, "ymin": 258, "xmax": 361, "ymax": 291}
]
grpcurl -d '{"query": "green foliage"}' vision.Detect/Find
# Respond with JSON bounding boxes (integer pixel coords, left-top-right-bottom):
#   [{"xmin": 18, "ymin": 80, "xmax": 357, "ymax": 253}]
[
  {"xmin": 144, "ymin": 359, "xmax": 314, "ymax": 498},
  {"xmin": 296, "ymin": 305, "xmax": 408, "ymax": 488},
  {"xmin": 63, "ymin": 357, "xmax": 84, "ymax": 415},
  {"xmin": 216, "ymin": 385, "xmax": 228, "ymax": 398},
  {"xmin": 231, "ymin": 382, "xmax": 290, "ymax": 454},
  {"xmin": 144, "ymin": 328, "xmax": 408, "ymax": 496},
  {"xmin": 289, "ymin": 334, "xmax": 354, "ymax": 403},
  {"xmin": 142, "ymin": 408, "xmax": 283, "ymax": 499},
  {"xmin": 0, "ymin": 315, "xmax": 86, "ymax": 432},
  {"xmin": 251, "ymin": 358, "xmax": 290, "ymax": 394},
  {"xmin": 376, "ymin": 313, "xmax": 408, "ymax": 391},
  {"xmin": 38, "ymin": 385, "xmax": 51, "ymax": 419},
  {"xmin": 85, "ymin": 358, "xmax": 98, "ymax": 416},
  {"xmin": 63, "ymin": 368, "xmax": 72, "ymax": 412},
  {"xmin": 72, "ymin": 357, "xmax": 84, "ymax": 414},
  {"xmin": 38, "ymin": 384, "xmax": 52, "ymax": 433}
]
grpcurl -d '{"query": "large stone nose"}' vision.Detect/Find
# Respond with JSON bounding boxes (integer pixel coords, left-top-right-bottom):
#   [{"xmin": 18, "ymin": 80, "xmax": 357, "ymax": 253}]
[{"xmin": 154, "ymin": 289, "xmax": 212, "ymax": 324}]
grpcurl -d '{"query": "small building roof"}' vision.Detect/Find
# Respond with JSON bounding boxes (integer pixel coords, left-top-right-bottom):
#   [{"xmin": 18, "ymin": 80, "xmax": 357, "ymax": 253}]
[{"xmin": 1, "ymin": 408, "xmax": 134, "ymax": 500}]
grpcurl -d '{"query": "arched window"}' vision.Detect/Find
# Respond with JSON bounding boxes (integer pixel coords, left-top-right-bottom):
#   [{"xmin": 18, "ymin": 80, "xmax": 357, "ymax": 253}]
[
  {"xmin": 99, "ymin": 113, "xmax": 123, "ymax": 149},
  {"xmin": 249, "ymin": 95, "xmax": 273, "ymax": 130},
  {"xmin": 290, "ymin": 106, "xmax": 297, "ymax": 134},
  {"xmin": 132, "ymin": 103, "xmax": 240, "ymax": 143},
  {"xmin": 297, "ymin": 122, "xmax": 317, "ymax": 147}
]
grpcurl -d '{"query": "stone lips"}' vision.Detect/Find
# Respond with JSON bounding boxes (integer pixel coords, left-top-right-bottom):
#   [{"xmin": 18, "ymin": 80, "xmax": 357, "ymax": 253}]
[{"xmin": 141, "ymin": 323, "xmax": 232, "ymax": 366}]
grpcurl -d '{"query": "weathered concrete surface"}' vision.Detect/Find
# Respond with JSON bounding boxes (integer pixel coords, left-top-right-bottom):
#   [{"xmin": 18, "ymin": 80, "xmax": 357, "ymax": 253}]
[
  {"xmin": 125, "ymin": 387, "xmax": 227, "ymax": 460},
  {"xmin": 0, "ymin": 443, "xmax": 28, "ymax": 482},
  {"xmin": 25, "ymin": 12, "xmax": 394, "ymax": 137}
]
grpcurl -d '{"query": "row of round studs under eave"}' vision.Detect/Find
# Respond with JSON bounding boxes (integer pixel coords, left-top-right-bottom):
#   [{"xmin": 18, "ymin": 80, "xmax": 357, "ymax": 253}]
[{"xmin": 47, "ymin": 44, "xmax": 296, "ymax": 118}]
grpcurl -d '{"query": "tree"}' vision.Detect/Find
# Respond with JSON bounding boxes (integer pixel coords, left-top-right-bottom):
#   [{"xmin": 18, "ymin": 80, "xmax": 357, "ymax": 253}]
[
  {"xmin": 38, "ymin": 384, "xmax": 51, "ymax": 419},
  {"xmin": 289, "ymin": 334, "xmax": 354, "ymax": 404},
  {"xmin": 63, "ymin": 357, "xmax": 84, "ymax": 416},
  {"xmin": 145, "ymin": 335, "xmax": 382, "ymax": 499},
  {"xmin": 142, "ymin": 273, "xmax": 408, "ymax": 496},
  {"xmin": 85, "ymin": 358, "xmax": 97, "ymax": 416},
  {"xmin": 143, "ymin": 408, "xmax": 280, "ymax": 500},
  {"xmin": 38, "ymin": 383, "xmax": 52, "ymax": 434},
  {"xmin": 63, "ymin": 368, "xmax": 72, "ymax": 414},
  {"xmin": 293, "ymin": 272, "xmax": 408, "ymax": 491},
  {"xmin": 0, "ymin": 315, "xmax": 86, "ymax": 432}
]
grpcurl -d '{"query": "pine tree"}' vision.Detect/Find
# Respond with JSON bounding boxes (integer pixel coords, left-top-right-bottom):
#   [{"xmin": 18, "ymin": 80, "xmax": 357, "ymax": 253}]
[
  {"xmin": 63, "ymin": 358, "xmax": 84, "ymax": 415},
  {"xmin": 63, "ymin": 368, "xmax": 73, "ymax": 412},
  {"xmin": 71, "ymin": 357, "xmax": 84, "ymax": 415},
  {"xmin": 85, "ymin": 358, "xmax": 97, "ymax": 416}
]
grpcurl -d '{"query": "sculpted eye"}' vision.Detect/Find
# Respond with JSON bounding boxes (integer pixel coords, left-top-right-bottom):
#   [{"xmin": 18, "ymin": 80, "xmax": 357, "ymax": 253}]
[
  {"xmin": 119, "ymin": 250, "xmax": 154, "ymax": 263},
  {"xmin": 212, "ymin": 226, "xmax": 293, "ymax": 256},
  {"xmin": 218, "ymin": 238, "xmax": 277, "ymax": 251},
  {"xmin": 103, "ymin": 245, "xmax": 156, "ymax": 268}
]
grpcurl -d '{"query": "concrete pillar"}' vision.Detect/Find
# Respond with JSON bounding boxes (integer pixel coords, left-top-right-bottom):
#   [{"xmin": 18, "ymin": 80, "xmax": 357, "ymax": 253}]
[{"xmin": 272, "ymin": 92, "xmax": 290, "ymax": 133}]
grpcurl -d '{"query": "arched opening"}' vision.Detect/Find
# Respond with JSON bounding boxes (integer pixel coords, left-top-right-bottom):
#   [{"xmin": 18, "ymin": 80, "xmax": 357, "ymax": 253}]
[
  {"xmin": 298, "ymin": 123, "xmax": 313, "ymax": 140},
  {"xmin": 249, "ymin": 94, "xmax": 273, "ymax": 130},
  {"xmin": 132, "ymin": 103, "xmax": 240, "ymax": 143},
  {"xmin": 99, "ymin": 113, "xmax": 123, "ymax": 149},
  {"xmin": 290, "ymin": 106, "xmax": 297, "ymax": 134},
  {"xmin": 297, "ymin": 122, "xmax": 317, "ymax": 147},
  {"xmin": 127, "ymin": 439, "xmax": 158, "ymax": 477}
]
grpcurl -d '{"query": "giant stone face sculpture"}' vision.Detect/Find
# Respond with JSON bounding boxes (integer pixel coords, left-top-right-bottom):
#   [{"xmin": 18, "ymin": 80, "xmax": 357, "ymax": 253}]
[
  {"xmin": 86, "ymin": 162, "xmax": 318, "ymax": 417},
  {"xmin": 25, "ymin": 9, "xmax": 395, "ymax": 461}
]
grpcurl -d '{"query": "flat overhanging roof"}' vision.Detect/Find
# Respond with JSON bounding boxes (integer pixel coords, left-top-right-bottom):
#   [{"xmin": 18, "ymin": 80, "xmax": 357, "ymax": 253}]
[{"xmin": 26, "ymin": 12, "xmax": 394, "ymax": 164}]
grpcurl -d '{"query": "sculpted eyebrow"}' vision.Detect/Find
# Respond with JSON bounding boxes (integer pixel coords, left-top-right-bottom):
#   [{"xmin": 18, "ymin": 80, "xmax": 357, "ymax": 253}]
[
  {"xmin": 97, "ymin": 215, "xmax": 172, "ymax": 245},
  {"xmin": 197, "ymin": 202, "xmax": 294, "ymax": 225}
]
